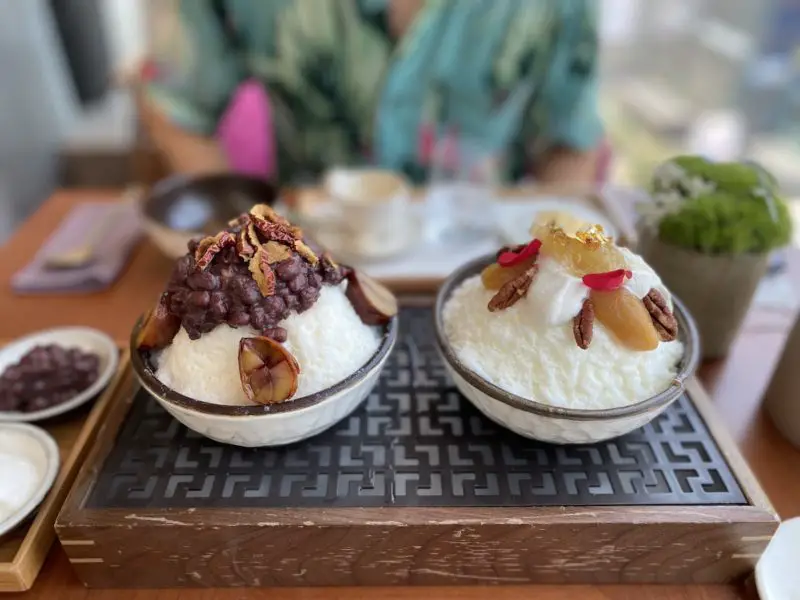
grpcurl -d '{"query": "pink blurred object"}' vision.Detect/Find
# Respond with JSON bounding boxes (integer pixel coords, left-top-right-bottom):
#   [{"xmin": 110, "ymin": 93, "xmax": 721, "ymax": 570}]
[
  {"xmin": 595, "ymin": 138, "xmax": 613, "ymax": 186},
  {"xmin": 216, "ymin": 79, "xmax": 276, "ymax": 178}
]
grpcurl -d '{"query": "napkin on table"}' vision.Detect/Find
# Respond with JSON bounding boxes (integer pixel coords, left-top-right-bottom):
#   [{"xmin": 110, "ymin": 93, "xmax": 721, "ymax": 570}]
[{"xmin": 11, "ymin": 201, "xmax": 142, "ymax": 294}]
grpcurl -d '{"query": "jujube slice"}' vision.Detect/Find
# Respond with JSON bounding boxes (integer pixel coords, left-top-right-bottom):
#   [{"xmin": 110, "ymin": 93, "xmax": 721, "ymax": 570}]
[
  {"xmin": 248, "ymin": 246, "xmax": 277, "ymax": 296},
  {"xmin": 195, "ymin": 232, "xmax": 236, "ymax": 270},
  {"xmin": 590, "ymin": 288, "xmax": 659, "ymax": 351},
  {"xmin": 345, "ymin": 270, "xmax": 398, "ymax": 325},
  {"xmin": 238, "ymin": 337, "xmax": 300, "ymax": 404}
]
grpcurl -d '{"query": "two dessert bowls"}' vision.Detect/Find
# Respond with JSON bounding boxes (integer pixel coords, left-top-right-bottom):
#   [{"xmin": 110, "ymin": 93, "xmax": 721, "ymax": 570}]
[{"xmin": 131, "ymin": 206, "xmax": 699, "ymax": 447}]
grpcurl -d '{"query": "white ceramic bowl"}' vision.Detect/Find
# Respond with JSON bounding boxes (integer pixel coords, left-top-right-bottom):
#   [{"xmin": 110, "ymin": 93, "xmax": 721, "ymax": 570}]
[
  {"xmin": 0, "ymin": 327, "xmax": 118, "ymax": 422},
  {"xmin": 131, "ymin": 317, "xmax": 398, "ymax": 447},
  {"xmin": 0, "ymin": 423, "xmax": 60, "ymax": 538},
  {"xmin": 140, "ymin": 174, "xmax": 279, "ymax": 260},
  {"xmin": 434, "ymin": 255, "xmax": 700, "ymax": 445}
]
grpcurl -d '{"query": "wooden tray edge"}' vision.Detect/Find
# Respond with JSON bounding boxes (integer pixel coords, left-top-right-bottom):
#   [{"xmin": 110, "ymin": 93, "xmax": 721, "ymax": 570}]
[
  {"xmin": 0, "ymin": 349, "xmax": 129, "ymax": 592},
  {"xmin": 57, "ymin": 358, "xmax": 138, "ymax": 532},
  {"xmin": 685, "ymin": 378, "xmax": 777, "ymax": 519}
]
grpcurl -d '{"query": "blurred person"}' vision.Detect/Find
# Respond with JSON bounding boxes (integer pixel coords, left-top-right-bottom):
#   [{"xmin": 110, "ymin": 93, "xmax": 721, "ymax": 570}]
[{"xmin": 138, "ymin": 0, "xmax": 603, "ymax": 186}]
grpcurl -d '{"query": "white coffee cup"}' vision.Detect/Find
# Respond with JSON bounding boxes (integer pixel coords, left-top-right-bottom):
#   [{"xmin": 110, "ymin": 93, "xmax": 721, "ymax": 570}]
[{"xmin": 305, "ymin": 169, "xmax": 414, "ymax": 261}]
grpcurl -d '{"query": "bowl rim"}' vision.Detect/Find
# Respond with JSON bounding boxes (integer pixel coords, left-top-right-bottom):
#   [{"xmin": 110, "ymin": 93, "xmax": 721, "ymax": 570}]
[
  {"xmin": 434, "ymin": 253, "xmax": 700, "ymax": 421},
  {"xmin": 130, "ymin": 313, "xmax": 398, "ymax": 417}
]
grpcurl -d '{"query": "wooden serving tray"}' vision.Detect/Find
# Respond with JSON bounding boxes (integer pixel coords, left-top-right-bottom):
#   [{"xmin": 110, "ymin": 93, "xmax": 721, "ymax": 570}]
[
  {"xmin": 55, "ymin": 305, "xmax": 778, "ymax": 589},
  {"xmin": 0, "ymin": 350, "xmax": 126, "ymax": 592}
]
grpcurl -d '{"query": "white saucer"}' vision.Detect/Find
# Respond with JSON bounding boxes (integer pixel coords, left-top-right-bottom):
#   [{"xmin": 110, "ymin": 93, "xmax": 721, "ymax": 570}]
[
  {"xmin": 0, "ymin": 327, "xmax": 118, "ymax": 422},
  {"xmin": 0, "ymin": 423, "xmax": 59, "ymax": 538}
]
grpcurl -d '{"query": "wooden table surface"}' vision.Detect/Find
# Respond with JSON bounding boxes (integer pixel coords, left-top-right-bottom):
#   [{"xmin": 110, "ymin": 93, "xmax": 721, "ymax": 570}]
[{"xmin": 3, "ymin": 190, "xmax": 799, "ymax": 600}]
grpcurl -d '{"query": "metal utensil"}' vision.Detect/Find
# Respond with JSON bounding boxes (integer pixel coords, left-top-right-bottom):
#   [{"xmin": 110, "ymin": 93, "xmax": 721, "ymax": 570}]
[{"xmin": 44, "ymin": 189, "xmax": 138, "ymax": 270}]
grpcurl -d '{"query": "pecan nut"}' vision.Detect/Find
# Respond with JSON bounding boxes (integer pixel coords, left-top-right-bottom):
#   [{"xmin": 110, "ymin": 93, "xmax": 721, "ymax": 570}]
[
  {"xmin": 488, "ymin": 265, "xmax": 538, "ymax": 312},
  {"xmin": 572, "ymin": 298, "xmax": 594, "ymax": 349},
  {"xmin": 642, "ymin": 288, "xmax": 678, "ymax": 341}
]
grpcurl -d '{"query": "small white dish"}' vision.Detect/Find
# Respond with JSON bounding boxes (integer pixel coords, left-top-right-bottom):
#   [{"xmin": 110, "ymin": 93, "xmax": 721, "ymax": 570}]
[
  {"xmin": 756, "ymin": 517, "xmax": 800, "ymax": 600},
  {"xmin": 0, "ymin": 423, "xmax": 59, "ymax": 538},
  {"xmin": 496, "ymin": 198, "xmax": 618, "ymax": 245},
  {"xmin": 0, "ymin": 327, "xmax": 118, "ymax": 422}
]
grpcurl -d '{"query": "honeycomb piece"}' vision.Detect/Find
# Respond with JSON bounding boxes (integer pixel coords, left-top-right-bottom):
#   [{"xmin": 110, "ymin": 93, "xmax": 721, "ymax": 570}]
[{"xmin": 533, "ymin": 224, "xmax": 626, "ymax": 276}]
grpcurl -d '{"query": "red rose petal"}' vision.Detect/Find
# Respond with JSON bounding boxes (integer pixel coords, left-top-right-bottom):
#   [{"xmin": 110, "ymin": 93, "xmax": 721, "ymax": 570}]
[
  {"xmin": 582, "ymin": 269, "xmax": 632, "ymax": 291},
  {"xmin": 498, "ymin": 239, "xmax": 542, "ymax": 267}
]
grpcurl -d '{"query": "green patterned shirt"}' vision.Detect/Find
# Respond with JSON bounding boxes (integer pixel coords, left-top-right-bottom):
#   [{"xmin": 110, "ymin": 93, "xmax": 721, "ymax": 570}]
[{"xmin": 146, "ymin": 0, "xmax": 601, "ymax": 184}]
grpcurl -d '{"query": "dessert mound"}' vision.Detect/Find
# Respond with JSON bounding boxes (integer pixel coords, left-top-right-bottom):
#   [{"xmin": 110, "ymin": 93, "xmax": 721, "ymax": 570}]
[
  {"xmin": 136, "ymin": 204, "xmax": 397, "ymax": 406},
  {"xmin": 443, "ymin": 215, "xmax": 685, "ymax": 410}
]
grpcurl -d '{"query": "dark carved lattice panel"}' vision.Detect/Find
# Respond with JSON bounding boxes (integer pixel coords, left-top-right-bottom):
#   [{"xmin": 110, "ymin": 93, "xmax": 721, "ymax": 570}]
[{"xmin": 87, "ymin": 307, "xmax": 745, "ymax": 509}]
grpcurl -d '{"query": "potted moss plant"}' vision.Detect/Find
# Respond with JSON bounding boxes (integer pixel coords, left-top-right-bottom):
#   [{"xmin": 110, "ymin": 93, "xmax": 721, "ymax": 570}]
[{"xmin": 636, "ymin": 156, "xmax": 793, "ymax": 358}]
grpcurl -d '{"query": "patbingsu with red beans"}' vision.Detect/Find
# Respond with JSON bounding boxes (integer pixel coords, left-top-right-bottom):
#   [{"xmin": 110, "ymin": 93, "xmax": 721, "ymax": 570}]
[{"xmin": 135, "ymin": 203, "xmax": 398, "ymax": 409}]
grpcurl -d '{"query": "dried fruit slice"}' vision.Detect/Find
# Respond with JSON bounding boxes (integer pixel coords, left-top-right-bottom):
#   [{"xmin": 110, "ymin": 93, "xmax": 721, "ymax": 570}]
[
  {"xmin": 195, "ymin": 231, "xmax": 236, "ymax": 270},
  {"xmin": 252, "ymin": 217, "xmax": 296, "ymax": 245},
  {"xmin": 246, "ymin": 222, "xmax": 260, "ymax": 247},
  {"xmin": 236, "ymin": 228, "xmax": 255, "ymax": 259},
  {"xmin": 193, "ymin": 236, "xmax": 215, "ymax": 264},
  {"xmin": 481, "ymin": 255, "xmax": 538, "ymax": 290},
  {"xmin": 294, "ymin": 239, "xmax": 319, "ymax": 266},
  {"xmin": 250, "ymin": 204, "xmax": 290, "ymax": 227},
  {"xmin": 590, "ymin": 288, "xmax": 659, "ymax": 351},
  {"xmin": 533, "ymin": 224, "xmax": 625, "ymax": 276},
  {"xmin": 263, "ymin": 241, "xmax": 292, "ymax": 264},
  {"xmin": 238, "ymin": 337, "xmax": 300, "ymax": 404},
  {"xmin": 136, "ymin": 294, "xmax": 181, "ymax": 350},
  {"xmin": 248, "ymin": 247, "xmax": 276, "ymax": 296},
  {"xmin": 345, "ymin": 270, "xmax": 398, "ymax": 325}
]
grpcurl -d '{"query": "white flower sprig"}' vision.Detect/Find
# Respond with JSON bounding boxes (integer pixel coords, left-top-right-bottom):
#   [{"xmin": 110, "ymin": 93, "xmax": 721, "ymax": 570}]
[
  {"xmin": 683, "ymin": 176, "xmax": 716, "ymax": 199},
  {"xmin": 638, "ymin": 189, "xmax": 686, "ymax": 226},
  {"xmin": 652, "ymin": 161, "xmax": 687, "ymax": 191}
]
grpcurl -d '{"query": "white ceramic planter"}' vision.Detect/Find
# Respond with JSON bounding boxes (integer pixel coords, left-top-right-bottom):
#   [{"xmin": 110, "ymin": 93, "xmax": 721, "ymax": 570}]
[
  {"xmin": 435, "ymin": 255, "xmax": 700, "ymax": 445},
  {"xmin": 131, "ymin": 316, "xmax": 398, "ymax": 447}
]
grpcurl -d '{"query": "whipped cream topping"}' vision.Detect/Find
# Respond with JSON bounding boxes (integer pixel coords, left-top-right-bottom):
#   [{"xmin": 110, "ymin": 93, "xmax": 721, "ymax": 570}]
[
  {"xmin": 618, "ymin": 247, "xmax": 671, "ymax": 306},
  {"xmin": 525, "ymin": 256, "xmax": 587, "ymax": 328}
]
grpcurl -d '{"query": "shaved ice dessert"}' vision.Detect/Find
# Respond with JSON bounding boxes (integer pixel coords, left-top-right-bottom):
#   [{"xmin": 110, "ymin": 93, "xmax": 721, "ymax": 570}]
[
  {"xmin": 136, "ymin": 204, "xmax": 398, "ymax": 406},
  {"xmin": 443, "ymin": 214, "xmax": 684, "ymax": 410}
]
